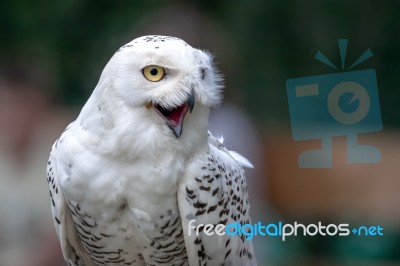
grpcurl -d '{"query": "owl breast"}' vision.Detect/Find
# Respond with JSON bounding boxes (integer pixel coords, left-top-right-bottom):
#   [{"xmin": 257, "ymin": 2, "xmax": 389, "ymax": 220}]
[{"xmin": 58, "ymin": 133, "xmax": 190, "ymax": 265}]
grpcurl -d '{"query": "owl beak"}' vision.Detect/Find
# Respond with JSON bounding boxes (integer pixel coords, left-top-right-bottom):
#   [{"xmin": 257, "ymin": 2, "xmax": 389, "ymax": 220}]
[
  {"xmin": 187, "ymin": 91, "xmax": 195, "ymax": 113},
  {"xmin": 154, "ymin": 91, "xmax": 195, "ymax": 138}
]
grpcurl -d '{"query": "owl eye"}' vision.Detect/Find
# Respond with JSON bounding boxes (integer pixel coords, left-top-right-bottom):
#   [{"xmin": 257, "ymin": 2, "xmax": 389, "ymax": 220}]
[{"xmin": 142, "ymin": 65, "xmax": 165, "ymax": 82}]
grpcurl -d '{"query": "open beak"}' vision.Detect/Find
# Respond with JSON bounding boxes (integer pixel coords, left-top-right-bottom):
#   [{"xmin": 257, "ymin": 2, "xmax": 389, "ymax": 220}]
[{"xmin": 154, "ymin": 91, "xmax": 195, "ymax": 138}]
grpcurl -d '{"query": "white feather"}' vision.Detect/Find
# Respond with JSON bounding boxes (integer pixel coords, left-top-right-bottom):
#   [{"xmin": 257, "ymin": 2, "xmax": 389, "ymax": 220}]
[{"xmin": 48, "ymin": 35, "xmax": 256, "ymax": 266}]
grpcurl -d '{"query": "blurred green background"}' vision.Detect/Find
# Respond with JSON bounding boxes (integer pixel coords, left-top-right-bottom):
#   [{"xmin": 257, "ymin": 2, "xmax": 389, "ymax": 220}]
[
  {"xmin": 3, "ymin": 0, "xmax": 399, "ymax": 125},
  {"xmin": 1, "ymin": 1, "xmax": 400, "ymax": 266}
]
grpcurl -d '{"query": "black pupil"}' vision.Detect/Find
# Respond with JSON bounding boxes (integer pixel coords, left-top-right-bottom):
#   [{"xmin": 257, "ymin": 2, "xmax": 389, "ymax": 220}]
[{"xmin": 150, "ymin": 68, "xmax": 158, "ymax": 76}]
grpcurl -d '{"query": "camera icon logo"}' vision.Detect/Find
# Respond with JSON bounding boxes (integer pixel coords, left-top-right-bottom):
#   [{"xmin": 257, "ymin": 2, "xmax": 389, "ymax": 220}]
[{"xmin": 286, "ymin": 39, "xmax": 382, "ymax": 168}]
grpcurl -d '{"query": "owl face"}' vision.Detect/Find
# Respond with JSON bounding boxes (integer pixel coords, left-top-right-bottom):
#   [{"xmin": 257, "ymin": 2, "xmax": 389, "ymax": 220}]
[{"xmin": 104, "ymin": 35, "xmax": 222, "ymax": 138}]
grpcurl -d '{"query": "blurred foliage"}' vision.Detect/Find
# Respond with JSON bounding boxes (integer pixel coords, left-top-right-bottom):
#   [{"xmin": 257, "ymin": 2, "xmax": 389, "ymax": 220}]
[
  {"xmin": 231, "ymin": 0, "xmax": 400, "ymax": 126},
  {"xmin": 1, "ymin": 0, "xmax": 400, "ymax": 126},
  {"xmin": 1, "ymin": 0, "xmax": 164, "ymax": 104}
]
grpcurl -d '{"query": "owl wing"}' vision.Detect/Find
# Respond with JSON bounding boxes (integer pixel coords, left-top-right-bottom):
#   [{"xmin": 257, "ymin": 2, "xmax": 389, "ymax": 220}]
[
  {"xmin": 177, "ymin": 133, "xmax": 257, "ymax": 266},
  {"xmin": 47, "ymin": 133, "xmax": 92, "ymax": 266}
]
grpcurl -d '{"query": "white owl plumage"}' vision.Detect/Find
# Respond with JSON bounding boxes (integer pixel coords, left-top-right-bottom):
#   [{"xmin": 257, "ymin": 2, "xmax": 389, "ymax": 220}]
[{"xmin": 47, "ymin": 35, "xmax": 257, "ymax": 266}]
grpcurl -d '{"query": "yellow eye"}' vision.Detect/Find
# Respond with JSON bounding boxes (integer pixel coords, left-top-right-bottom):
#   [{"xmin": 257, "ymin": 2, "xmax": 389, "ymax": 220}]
[{"xmin": 142, "ymin": 65, "xmax": 165, "ymax": 82}]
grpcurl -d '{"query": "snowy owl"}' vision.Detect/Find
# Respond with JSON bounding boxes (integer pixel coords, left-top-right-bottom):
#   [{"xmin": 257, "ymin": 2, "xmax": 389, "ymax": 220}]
[{"xmin": 47, "ymin": 35, "xmax": 257, "ymax": 266}]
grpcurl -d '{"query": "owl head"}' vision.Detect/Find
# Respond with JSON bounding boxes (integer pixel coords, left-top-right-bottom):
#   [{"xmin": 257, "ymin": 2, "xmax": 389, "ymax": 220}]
[{"xmin": 80, "ymin": 36, "xmax": 223, "ymax": 156}]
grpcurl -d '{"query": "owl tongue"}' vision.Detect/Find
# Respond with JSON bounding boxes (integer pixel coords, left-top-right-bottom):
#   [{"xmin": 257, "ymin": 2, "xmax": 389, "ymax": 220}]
[
  {"xmin": 154, "ymin": 92, "xmax": 195, "ymax": 138},
  {"xmin": 155, "ymin": 103, "xmax": 189, "ymax": 138},
  {"xmin": 165, "ymin": 104, "xmax": 189, "ymax": 128}
]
